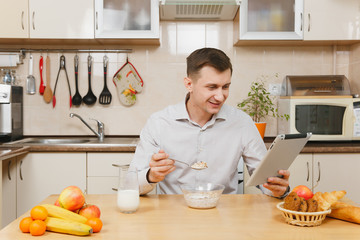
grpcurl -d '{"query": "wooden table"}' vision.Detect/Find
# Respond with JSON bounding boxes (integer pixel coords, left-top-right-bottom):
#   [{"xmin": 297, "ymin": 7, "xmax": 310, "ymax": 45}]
[{"xmin": 1, "ymin": 194, "xmax": 360, "ymax": 240}]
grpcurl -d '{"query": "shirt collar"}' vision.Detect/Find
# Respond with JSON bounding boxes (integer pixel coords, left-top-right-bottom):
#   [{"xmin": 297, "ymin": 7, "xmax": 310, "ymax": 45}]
[{"xmin": 174, "ymin": 93, "xmax": 228, "ymax": 121}]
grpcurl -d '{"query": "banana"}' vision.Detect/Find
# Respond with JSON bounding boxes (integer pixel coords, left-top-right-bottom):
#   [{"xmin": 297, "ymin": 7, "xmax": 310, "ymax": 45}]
[
  {"xmin": 45, "ymin": 217, "xmax": 93, "ymax": 236},
  {"xmin": 41, "ymin": 204, "xmax": 87, "ymax": 223}
]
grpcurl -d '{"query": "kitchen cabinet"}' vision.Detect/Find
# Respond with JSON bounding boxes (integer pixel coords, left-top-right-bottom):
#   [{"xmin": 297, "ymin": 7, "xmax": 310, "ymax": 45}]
[
  {"xmin": 1, "ymin": 158, "xmax": 17, "ymax": 229},
  {"xmin": 313, "ymin": 153, "xmax": 360, "ymax": 203},
  {"xmin": 87, "ymin": 152, "xmax": 156, "ymax": 195},
  {"xmin": 234, "ymin": 0, "xmax": 303, "ymax": 41},
  {"xmin": 0, "ymin": 0, "xmax": 29, "ymax": 38},
  {"xmin": 87, "ymin": 152, "xmax": 133, "ymax": 194},
  {"xmin": 289, "ymin": 153, "xmax": 360, "ymax": 204},
  {"xmin": 303, "ymin": 0, "xmax": 360, "ymax": 40},
  {"xmin": 94, "ymin": 0, "xmax": 159, "ymax": 39},
  {"xmin": 29, "ymin": 0, "xmax": 94, "ymax": 39},
  {"xmin": 16, "ymin": 152, "xmax": 86, "ymax": 217},
  {"xmin": 234, "ymin": 0, "xmax": 360, "ymax": 44}
]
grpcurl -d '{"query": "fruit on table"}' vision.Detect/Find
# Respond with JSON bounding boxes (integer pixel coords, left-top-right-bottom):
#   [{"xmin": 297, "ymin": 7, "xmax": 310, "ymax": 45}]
[
  {"xmin": 29, "ymin": 220, "xmax": 47, "ymax": 236},
  {"xmin": 79, "ymin": 204, "xmax": 101, "ymax": 219},
  {"xmin": 41, "ymin": 204, "xmax": 88, "ymax": 224},
  {"xmin": 30, "ymin": 205, "xmax": 48, "ymax": 221},
  {"xmin": 85, "ymin": 217, "xmax": 103, "ymax": 233},
  {"xmin": 292, "ymin": 185, "xmax": 314, "ymax": 200},
  {"xmin": 54, "ymin": 198, "xmax": 60, "ymax": 207},
  {"xmin": 45, "ymin": 217, "xmax": 93, "ymax": 236},
  {"xmin": 58, "ymin": 186, "xmax": 85, "ymax": 211},
  {"xmin": 19, "ymin": 217, "xmax": 33, "ymax": 233}
]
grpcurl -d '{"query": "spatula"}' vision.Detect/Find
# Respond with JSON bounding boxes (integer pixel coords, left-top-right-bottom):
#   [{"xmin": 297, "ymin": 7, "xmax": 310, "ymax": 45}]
[
  {"xmin": 99, "ymin": 55, "xmax": 112, "ymax": 105},
  {"xmin": 26, "ymin": 54, "xmax": 36, "ymax": 94}
]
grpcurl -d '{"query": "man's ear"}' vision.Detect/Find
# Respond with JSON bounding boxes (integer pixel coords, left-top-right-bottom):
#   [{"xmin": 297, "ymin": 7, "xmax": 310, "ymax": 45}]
[{"xmin": 184, "ymin": 77, "xmax": 193, "ymax": 92}]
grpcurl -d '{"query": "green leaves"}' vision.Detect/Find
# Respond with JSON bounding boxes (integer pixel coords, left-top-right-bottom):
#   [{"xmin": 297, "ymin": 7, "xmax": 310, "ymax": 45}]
[{"xmin": 237, "ymin": 76, "xmax": 289, "ymax": 123}]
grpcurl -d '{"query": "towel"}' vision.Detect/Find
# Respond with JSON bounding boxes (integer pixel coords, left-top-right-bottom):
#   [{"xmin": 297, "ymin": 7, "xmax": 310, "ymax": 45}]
[{"xmin": 0, "ymin": 54, "xmax": 21, "ymax": 67}]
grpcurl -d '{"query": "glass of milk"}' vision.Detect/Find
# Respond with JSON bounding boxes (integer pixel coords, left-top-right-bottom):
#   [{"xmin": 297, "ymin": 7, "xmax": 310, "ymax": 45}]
[{"xmin": 117, "ymin": 166, "xmax": 140, "ymax": 214}]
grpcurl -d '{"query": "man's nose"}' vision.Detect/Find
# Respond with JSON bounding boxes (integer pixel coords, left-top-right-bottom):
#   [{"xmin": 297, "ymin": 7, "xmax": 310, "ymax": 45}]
[{"xmin": 214, "ymin": 88, "xmax": 225, "ymax": 101}]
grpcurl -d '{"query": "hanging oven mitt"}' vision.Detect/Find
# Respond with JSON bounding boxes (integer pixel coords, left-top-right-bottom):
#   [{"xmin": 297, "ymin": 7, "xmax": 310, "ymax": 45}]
[{"xmin": 113, "ymin": 59, "xmax": 144, "ymax": 106}]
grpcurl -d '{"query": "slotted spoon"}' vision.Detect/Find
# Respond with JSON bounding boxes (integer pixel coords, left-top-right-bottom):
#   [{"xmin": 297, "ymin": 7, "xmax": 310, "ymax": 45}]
[{"xmin": 99, "ymin": 55, "xmax": 112, "ymax": 105}]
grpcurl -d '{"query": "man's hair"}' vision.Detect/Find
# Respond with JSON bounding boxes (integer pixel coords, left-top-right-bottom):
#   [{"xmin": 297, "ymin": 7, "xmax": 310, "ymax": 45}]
[{"xmin": 186, "ymin": 48, "xmax": 232, "ymax": 79}]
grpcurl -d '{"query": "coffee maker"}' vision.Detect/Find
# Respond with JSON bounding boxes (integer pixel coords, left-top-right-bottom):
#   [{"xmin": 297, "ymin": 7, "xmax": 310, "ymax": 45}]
[{"xmin": 0, "ymin": 84, "xmax": 23, "ymax": 142}]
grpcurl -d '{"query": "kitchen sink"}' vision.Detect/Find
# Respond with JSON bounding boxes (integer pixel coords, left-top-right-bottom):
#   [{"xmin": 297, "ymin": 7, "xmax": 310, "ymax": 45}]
[
  {"xmin": 24, "ymin": 139, "xmax": 90, "ymax": 144},
  {"xmin": 3, "ymin": 137, "xmax": 139, "ymax": 147}
]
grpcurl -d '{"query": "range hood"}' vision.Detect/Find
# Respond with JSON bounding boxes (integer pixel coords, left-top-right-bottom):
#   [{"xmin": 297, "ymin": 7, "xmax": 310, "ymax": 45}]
[{"xmin": 160, "ymin": 0, "xmax": 240, "ymax": 20}]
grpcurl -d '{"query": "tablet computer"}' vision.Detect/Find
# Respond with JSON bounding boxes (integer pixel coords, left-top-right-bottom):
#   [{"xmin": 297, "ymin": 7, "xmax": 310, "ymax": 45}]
[{"xmin": 246, "ymin": 132, "xmax": 312, "ymax": 187}]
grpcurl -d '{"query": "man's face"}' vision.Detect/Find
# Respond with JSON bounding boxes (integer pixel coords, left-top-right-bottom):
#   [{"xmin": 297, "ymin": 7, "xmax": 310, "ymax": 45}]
[{"xmin": 185, "ymin": 65, "xmax": 232, "ymax": 117}]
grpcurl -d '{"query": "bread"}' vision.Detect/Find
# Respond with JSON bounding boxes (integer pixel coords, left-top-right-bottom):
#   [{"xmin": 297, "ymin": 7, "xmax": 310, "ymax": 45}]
[
  {"xmin": 312, "ymin": 190, "xmax": 346, "ymax": 211},
  {"xmin": 328, "ymin": 202, "xmax": 360, "ymax": 224}
]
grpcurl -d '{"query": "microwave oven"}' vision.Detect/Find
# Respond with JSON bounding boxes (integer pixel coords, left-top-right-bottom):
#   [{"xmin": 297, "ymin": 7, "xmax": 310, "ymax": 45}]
[{"xmin": 277, "ymin": 96, "xmax": 360, "ymax": 141}]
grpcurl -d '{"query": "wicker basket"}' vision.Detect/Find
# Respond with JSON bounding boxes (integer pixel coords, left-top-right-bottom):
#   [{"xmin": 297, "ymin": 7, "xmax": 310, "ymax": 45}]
[{"xmin": 277, "ymin": 202, "xmax": 331, "ymax": 227}]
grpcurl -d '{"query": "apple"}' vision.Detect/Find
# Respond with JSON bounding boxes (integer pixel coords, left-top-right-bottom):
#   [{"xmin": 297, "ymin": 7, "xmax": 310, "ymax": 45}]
[
  {"xmin": 292, "ymin": 185, "xmax": 313, "ymax": 200},
  {"xmin": 54, "ymin": 198, "xmax": 60, "ymax": 207},
  {"xmin": 58, "ymin": 186, "xmax": 85, "ymax": 211},
  {"xmin": 79, "ymin": 204, "xmax": 101, "ymax": 219}
]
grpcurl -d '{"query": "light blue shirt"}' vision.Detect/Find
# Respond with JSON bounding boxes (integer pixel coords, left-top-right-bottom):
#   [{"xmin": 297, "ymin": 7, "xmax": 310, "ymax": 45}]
[{"xmin": 131, "ymin": 98, "xmax": 273, "ymax": 195}]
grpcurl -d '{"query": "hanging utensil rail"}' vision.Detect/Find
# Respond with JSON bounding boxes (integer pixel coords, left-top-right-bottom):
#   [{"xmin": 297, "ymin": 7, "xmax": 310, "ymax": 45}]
[{"xmin": 0, "ymin": 48, "xmax": 132, "ymax": 56}]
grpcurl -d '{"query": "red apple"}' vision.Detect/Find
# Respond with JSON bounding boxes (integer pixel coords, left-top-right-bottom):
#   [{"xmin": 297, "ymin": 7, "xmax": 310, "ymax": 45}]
[
  {"xmin": 79, "ymin": 204, "xmax": 101, "ymax": 219},
  {"xmin": 292, "ymin": 185, "xmax": 313, "ymax": 200},
  {"xmin": 54, "ymin": 198, "xmax": 60, "ymax": 207},
  {"xmin": 58, "ymin": 186, "xmax": 85, "ymax": 211}
]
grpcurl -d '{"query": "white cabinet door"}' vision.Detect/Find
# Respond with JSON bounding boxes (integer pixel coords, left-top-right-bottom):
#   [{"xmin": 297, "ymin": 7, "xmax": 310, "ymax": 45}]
[
  {"xmin": 304, "ymin": 0, "xmax": 360, "ymax": 40},
  {"xmin": 87, "ymin": 152, "xmax": 133, "ymax": 194},
  {"xmin": 313, "ymin": 153, "xmax": 360, "ymax": 204},
  {"xmin": 288, "ymin": 153, "xmax": 313, "ymax": 190},
  {"xmin": 16, "ymin": 152, "xmax": 86, "ymax": 217},
  {"xmin": 236, "ymin": 0, "xmax": 303, "ymax": 40},
  {"xmin": 0, "ymin": 0, "xmax": 28, "ymax": 38},
  {"xmin": 1, "ymin": 158, "xmax": 17, "ymax": 229},
  {"xmin": 29, "ymin": 0, "xmax": 94, "ymax": 39},
  {"xmin": 94, "ymin": 0, "xmax": 159, "ymax": 39}
]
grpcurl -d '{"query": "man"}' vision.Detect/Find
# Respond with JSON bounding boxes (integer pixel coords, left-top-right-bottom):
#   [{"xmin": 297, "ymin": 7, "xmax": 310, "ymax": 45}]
[{"xmin": 130, "ymin": 48, "xmax": 290, "ymax": 198}]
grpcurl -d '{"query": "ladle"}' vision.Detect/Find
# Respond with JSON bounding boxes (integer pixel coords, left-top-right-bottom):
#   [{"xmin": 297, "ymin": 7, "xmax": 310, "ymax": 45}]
[
  {"xmin": 71, "ymin": 55, "xmax": 82, "ymax": 106},
  {"xmin": 83, "ymin": 55, "xmax": 97, "ymax": 105},
  {"xmin": 171, "ymin": 159, "xmax": 208, "ymax": 170}
]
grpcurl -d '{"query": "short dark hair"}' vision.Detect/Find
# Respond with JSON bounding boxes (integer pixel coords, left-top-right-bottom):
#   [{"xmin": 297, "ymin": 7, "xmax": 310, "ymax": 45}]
[{"xmin": 186, "ymin": 48, "xmax": 232, "ymax": 79}]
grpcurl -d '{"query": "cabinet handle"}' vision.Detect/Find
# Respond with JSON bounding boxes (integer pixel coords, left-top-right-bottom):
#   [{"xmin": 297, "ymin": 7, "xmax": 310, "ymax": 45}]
[
  {"xmin": 112, "ymin": 164, "xmax": 130, "ymax": 168},
  {"xmin": 21, "ymin": 11, "xmax": 24, "ymax": 30},
  {"xmin": 306, "ymin": 161, "xmax": 309, "ymax": 182},
  {"xmin": 8, "ymin": 160, "xmax": 12, "ymax": 181},
  {"xmin": 96, "ymin": 12, "xmax": 98, "ymax": 30},
  {"xmin": 300, "ymin": 13, "xmax": 303, "ymax": 31},
  {"xmin": 112, "ymin": 188, "xmax": 118, "ymax": 192},
  {"xmin": 32, "ymin": 11, "xmax": 35, "ymax": 30},
  {"xmin": 317, "ymin": 161, "xmax": 321, "ymax": 183},
  {"xmin": 19, "ymin": 160, "xmax": 23, "ymax": 180},
  {"xmin": 307, "ymin": 13, "xmax": 311, "ymax": 32}
]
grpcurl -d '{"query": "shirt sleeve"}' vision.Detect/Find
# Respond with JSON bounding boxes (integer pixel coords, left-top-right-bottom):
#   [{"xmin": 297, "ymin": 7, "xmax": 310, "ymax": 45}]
[{"xmin": 129, "ymin": 116, "xmax": 160, "ymax": 195}]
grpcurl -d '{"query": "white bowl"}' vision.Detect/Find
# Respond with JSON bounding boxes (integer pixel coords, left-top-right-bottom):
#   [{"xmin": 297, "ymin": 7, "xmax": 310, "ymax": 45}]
[{"xmin": 180, "ymin": 183, "xmax": 225, "ymax": 209}]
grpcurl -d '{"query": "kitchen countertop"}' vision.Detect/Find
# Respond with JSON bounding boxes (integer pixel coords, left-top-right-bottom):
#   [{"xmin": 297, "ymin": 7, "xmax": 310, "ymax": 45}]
[
  {"xmin": 1, "ymin": 137, "xmax": 360, "ymax": 159},
  {"xmin": 1, "ymin": 194, "xmax": 360, "ymax": 239}
]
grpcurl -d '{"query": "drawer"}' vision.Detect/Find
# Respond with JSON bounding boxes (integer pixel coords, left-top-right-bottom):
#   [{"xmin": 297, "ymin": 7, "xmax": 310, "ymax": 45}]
[
  {"xmin": 87, "ymin": 177, "xmax": 118, "ymax": 194},
  {"xmin": 87, "ymin": 176, "xmax": 157, "ymax": 195},
  {"xmin": 87, "ymin": 153, "xmax": 134, "ymax": 177}
]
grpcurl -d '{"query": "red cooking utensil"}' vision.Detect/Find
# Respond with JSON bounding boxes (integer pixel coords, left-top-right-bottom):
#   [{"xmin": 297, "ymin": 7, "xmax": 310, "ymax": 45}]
[{"xmin": 39, "ymin": 56, "xmax": 45, "ymax": 95}]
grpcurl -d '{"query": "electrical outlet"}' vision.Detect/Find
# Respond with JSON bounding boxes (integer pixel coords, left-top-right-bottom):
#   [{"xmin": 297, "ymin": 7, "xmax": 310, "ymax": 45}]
[{"xmin": 269, "ymin": 83, "xmax": 282, "ymax": 96}]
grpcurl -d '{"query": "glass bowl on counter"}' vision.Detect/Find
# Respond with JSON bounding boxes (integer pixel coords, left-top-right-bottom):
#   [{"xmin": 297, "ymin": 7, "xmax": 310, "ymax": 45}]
[{"xmin": 180, "ymin": 183, "xmax": 225, "ymax": 209}]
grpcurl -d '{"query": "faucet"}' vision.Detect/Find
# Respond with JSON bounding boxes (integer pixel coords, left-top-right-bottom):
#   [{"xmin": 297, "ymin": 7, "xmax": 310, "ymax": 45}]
[{"xmin": 69, "ymin": 113, "xmax": 105, "ymax": 142}]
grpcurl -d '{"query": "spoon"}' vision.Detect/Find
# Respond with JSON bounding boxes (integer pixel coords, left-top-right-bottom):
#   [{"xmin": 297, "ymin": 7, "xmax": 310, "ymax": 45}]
[
  {"xmin": 171, "ymin": 159, "xmax": 208, "ymax": 170},
  {"xmin": 71, "ymin": 55, "xmax": 82, "ymax": 106},
  {"xmin": 43, "ymin": 55, "xmax": 53, "ymax": 103}
]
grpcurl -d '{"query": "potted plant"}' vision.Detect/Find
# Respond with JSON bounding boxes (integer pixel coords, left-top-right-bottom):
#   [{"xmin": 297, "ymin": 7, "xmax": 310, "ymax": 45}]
[{"xmin": 237, "ymin": 74, "xmax": 289, "ymax": 139}]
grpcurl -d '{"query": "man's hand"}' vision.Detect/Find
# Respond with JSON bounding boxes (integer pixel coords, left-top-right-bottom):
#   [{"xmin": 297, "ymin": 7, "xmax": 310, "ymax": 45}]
[
  {"xmin": 263, "ymin": 170, "xmax": 290, "ymax": 198},
  {"xmin": 147, "ymin": 150, "xmax": 176, "ymax": 183}
]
